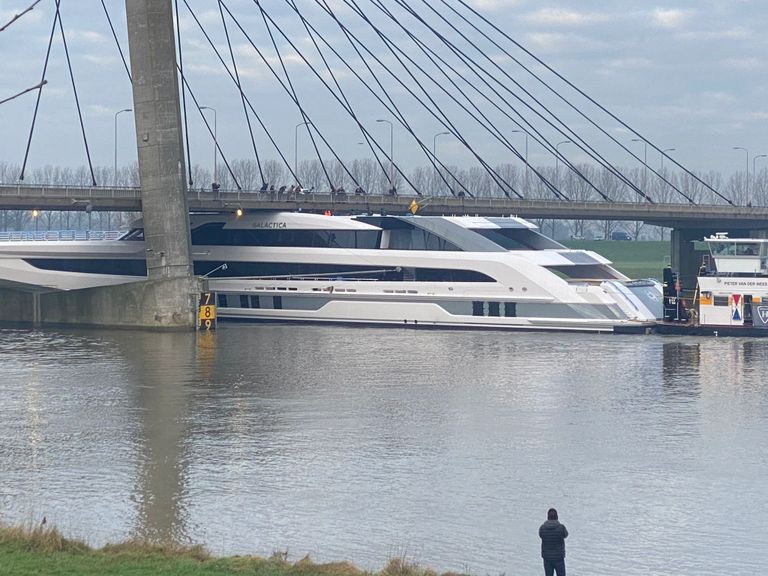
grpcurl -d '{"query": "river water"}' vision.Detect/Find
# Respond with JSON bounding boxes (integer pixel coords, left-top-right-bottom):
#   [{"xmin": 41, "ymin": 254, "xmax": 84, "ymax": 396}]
[{"xmin": 1, "ymin": 324, "xmax": 767, "ymax": 575}]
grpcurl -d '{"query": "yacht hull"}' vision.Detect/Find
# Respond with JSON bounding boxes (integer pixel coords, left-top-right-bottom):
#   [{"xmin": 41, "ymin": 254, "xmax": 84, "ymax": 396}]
[{"xmin": 0, "ymin": 213, "xmax": 662, "ymax": 332}]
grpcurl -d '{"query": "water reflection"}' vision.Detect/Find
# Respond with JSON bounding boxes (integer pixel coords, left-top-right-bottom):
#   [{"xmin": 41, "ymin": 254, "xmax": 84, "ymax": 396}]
[
  {"xmin": 2, "ymin": 326, "xmax": 768, "ymax": 576},
  {"xmin": 112, "ymin": 331, "xmax": 197, "ymax": 544},
  {"xmin": 662, "ymin": 341, "xmax": 701, "ymax": 398}
]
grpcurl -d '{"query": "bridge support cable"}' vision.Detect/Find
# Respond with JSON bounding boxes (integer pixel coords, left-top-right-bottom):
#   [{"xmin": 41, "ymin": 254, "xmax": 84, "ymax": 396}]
[
  {"xmin": 344, "ymin": 0, "xmax": 527, "ymax": 199},
  {"xmin": 198, "ymin": 0, "xmax": 363, "ymax": 191},
  {"xmin": 382, "ymin": 0, "xmax": 640, "ymax": 203},
  {"xmin": 335, "ymin": 0, "xmax": 521, "ymax": 199},
  {"xmin": 285, "ymin": 0, "xmax": 392, "ymax": 191},
  {"xmin": 364, "ymin": 0, "xmax": 570, "ymax": 201},
  {"xmin": 386, "ymin": 0, "xmax": 651, "ymax": 204},
  {"xmin": 428, "ymin": 0, "xmax": 681, "ymax": 202},
  {"xmin": 249, "ymin": 0, "xmax": 428, "ymax": 196},
  {"xmin": 218, "ymin": 1, "xmax": 266, "ymax": 186},
  {"xmin": 371, "ymin": 0, "xmax": 566, "ymax": 200},
  {"xmin": 220, "ymin": 1, "xmax": 371, "ymax": 192},
  {"xmin": 254, "ymin": 2, "xmax": 333, "ymax": 191},
  {"xmin": 441, "ymin": 0, "xmax": 722, "ymax": 204},
  {"xmin": 283, "ymin": 0, "xmax": 463, "ymax": 196},
  {"xmin": 99, "ymin": 0, "xmax": 132, "ymax": 83},
  {"xmin": 180, "ymin": 0, "xmax": 301, "ymax": 186},
  {"xmin": 0, "ymin": 0, "xmax": 42, "ymax": 33},
  {"xmin": 0, "ymin": 81, "xmax": 47, "ymax": 107},
  {"xmin": 19, "ymin": 2, "xmax": 59, "ymax": 182},
  {"xmin": 174, "ymin": 0, "xmax": 195, "ymax": 187},
  {"xmin": 307, "ymin": 0, "xmax": 478, "ymax": 197},
  {"xmin": 304, "ymin": 0, "xmax": 472, "ymax": 197},
  {"xmin": 402, "ymin": 0, "xmax": 674, "ymax": 202},
  {"xmin": 54, "ymin": 0, "xmax": 97, "ymax": 186},
  {"xmin": 176, "ymin": 66, "xmax": 241, "ymax": 190}
]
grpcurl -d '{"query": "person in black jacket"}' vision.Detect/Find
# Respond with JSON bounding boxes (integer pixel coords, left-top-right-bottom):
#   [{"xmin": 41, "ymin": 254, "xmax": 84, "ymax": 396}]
[{"xmin": 539, "ymin": 508, "xmax": 568, "ymax": 576}]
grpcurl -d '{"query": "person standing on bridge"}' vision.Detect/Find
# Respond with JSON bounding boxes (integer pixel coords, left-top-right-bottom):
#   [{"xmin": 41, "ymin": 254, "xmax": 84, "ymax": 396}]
[{"xmin": 539, "ymin": 508, "xmax": 568, "ymax": 576}]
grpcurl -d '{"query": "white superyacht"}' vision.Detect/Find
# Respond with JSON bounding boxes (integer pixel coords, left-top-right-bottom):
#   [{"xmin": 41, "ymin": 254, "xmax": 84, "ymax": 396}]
[{"xmin": 0, "ymin": 212, "xmax": 661, "ymax": 332}]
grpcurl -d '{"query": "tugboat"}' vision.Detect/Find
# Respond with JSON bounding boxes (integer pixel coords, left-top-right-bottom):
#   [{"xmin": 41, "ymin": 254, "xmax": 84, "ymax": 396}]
[{"xmin": 657, "ymin": 232, "xmax": 768, "ymax": 336}]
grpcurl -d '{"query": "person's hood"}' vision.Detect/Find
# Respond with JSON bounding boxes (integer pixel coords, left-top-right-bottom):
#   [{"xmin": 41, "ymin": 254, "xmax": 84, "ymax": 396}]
[{"xmin": 541, "ymin": 520, "xmax": 561, "ymax": 529}]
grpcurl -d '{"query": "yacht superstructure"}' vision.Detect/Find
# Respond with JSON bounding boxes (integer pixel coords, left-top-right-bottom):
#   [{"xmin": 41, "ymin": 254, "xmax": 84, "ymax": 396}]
[{"xmin": 0, "ymin": 212, "xmax": 662, "ymax": 332}]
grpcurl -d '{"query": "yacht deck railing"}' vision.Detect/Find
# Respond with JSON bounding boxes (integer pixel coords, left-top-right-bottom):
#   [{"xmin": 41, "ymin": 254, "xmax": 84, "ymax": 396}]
[{"xmin": 0, "ymin": 230, "xmax": 123, "ymax": 242}]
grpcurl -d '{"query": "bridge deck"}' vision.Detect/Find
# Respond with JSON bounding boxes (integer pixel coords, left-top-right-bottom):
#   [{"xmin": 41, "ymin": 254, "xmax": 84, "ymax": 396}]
[{"xmin": 2, "ymin": 184, "xmax": 767, "ymax": 228}]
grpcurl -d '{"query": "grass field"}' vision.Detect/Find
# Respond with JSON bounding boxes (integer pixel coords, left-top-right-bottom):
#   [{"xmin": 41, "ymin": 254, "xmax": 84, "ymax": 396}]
[
  {"xmin": 0, "ymin": 524, "xmax": 457, "ymax": 576},
  {"xmin": 562, "ymin": 240, "xmax": 670, "ymax": 280}
]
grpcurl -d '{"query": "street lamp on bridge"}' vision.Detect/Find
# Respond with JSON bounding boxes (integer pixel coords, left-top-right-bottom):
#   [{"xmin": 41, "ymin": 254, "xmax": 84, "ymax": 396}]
[
  {"xmin": 113, "ymin": 108, "xmax": 132, "ymax": 186},
  {"xmin": 294, "ymin": 121, "xmax": 310, "ymax": 184},
  {"xmin": 200, "ymin": 106, "xmax": 218, "ymax": 188},
  {"xmin": 733, "ymin": 146, "xmax": 750, "ymax": 200},
  {"xmin": 754, "ymin": 154, "xmax": 767, "ymax": 183},
  {"xmin": 632, "ymin": 138, "xmax": 649, "ymax": 198},
  {"xmin": 511, "ymin": 129, "xmax": 529, "ymax": 193},
  {"xmin": 555, "ymin": 140, "xmax": 571, "ymax": 193},
  {"xmin": 511, "ymin": 129, "xmax": 529, "ymax": 165},
  {"xmin": 433, "ymin": 131, "xmax": 451, "ymax": 192},
  {"xmin": 376, "ymin": 119, "xmax": 395, "ymax": 189},
  {"xmin": 661, "ymin": 148, "xmax": 675, "ymax": 171}
]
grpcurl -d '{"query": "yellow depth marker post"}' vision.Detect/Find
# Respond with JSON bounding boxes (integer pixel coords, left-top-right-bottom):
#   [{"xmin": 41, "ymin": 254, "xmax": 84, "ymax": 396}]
[{"xmin": 198, "ymin": 292, "xmax": 217, "ymax": 330}]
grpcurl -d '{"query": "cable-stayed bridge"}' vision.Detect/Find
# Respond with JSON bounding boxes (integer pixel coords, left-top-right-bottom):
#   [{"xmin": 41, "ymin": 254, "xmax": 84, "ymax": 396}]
[
  {"xmin": 2, "ymin": 183, "xmax": 767, "ymax": 229},
  {"xmin": 1, "ymin": 0, "xmax": 745, "ymax": 207},
  {"xmin": 0, "ymin": 1, "xmax": 763, "ymax": 328}
]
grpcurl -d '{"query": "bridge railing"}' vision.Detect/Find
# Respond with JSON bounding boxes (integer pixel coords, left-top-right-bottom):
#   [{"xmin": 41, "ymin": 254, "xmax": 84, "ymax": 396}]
[
  {"xmin": 0, "ymin": 183, "xmax": 142, "ymax": 201},
  {"xmin": 0, "ymin": 230, "xmax": 123, "ymax": 241}
]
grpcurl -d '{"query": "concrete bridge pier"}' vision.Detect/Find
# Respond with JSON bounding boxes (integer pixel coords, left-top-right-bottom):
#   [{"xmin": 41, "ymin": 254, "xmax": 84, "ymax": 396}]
[
  {"xmin": 0, "ymin": 0, "xmax": 199, "ymax": 331},
  {"xmin": 671, "ymin": 227, "xmax": 753, "ymax": 293},
  {"xmin": 670, "ymin": 228, "xmax": 707, "ymax": 292},
  {"xmin": 0, "ymin": 279, "xmax": 201, "ymax": 330}
]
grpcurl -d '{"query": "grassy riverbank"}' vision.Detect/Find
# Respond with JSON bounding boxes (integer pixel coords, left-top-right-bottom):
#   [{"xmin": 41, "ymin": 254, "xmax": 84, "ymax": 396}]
[
  {"xmin": 0, "ymin": 524, "xmax": 459, "ymax": 576},
  {"xmin": 563, "ymin": 240, "xmax": 669, "ymax": 280}
]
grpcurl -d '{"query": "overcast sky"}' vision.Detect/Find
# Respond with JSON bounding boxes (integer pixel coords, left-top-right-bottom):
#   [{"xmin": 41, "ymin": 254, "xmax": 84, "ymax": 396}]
[{"xmin": 1, "ymin": 0, "xmax": 766, "ymax": 182}]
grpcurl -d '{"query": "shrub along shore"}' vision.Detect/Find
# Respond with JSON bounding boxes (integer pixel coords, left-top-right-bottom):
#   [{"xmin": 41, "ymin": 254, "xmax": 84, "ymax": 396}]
[{"xmin": 0, "ymin": 523, "xmax": 463, "ymax": 576}]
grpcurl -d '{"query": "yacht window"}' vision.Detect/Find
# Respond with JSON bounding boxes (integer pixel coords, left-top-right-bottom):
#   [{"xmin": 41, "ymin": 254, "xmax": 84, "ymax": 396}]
[
  {"xmin": 488, "ymin": 302, "xmax": 500, "ymax": 317},
  {"xmin": 120, "ymin": 228, "xmax": 145, "ymax": 241},
  {"xmin": 414, "ymin": 268, "xmax": 495, "ymax": 282},
  {"xmin": 240, "ymin": 295, "xmax": 249, "ymax": 308},
  {"xmin": 474, "ymin": 228, "xmax": 562, "ymax": 250},
  {"xmin": 547, "ymin": 264, "xmax": 624, "ymax": 280},
  {"xmin": 504, "ymin": 302, "xmax": 517, "ymax": 317},
  {"xmin": 191, "ymin": 223, "xmax": 380, "ymax": 248},
  {"xmin": 250, "ymin": 295, "xmax": 260, "ymax": 308},
  {"xmin": 190, "ymin": 261, "xmax": 493, "ymax": 281},
  {"xmin": 472, "ymin": 301, "xmax": 484, "ymax": 316},
  {"xmin": 386, "ymin": 228, "xmax": 460, "ymax": 251},
  {"xmin": 218, "ymin": 294, "xmax": 228, "ymax": 307},
  {"xmin": 714, "ymin": 296, "xmax": 730, "ymax": 307},
  {"xmin": 26, "ymin": 258, "xmax": 147, "ymax": 276}
]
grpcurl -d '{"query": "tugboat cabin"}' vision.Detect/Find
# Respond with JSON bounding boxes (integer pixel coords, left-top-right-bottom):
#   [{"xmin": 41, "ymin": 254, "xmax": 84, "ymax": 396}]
[{"xmin": 698, "ymin": 233, "xmax": 768, "ymax": 328}]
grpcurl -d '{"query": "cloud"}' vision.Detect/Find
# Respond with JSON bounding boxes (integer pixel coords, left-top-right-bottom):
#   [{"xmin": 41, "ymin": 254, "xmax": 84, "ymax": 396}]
[
  {"xmin": 82, "ymin": 54, "xmax": 119, "ymax": 66},
  {"xmin": 651, "ymin": 8, "xmax": 689, "ymax": 29},
  {"xmin": 66, "ymin": 29, "xmax": 107, "ymax": 44},
  {"xmin": 604, "ymin": 57, "xmax": 653, "ymax": 70},
  {"xmin": 185, "ymin": 63, "xmax": 228, "ymax": 76},
  {"xmin": 523, "ymin": 32, "xmax": 605, "ymax": 54},
  {"xmin": 679, "ymin": 27, "xmax": 752, "ymax": 41},
  {"xmin": 523, "ymin": 8, "xmax": 609, "ymax": 27},
  {"xmin": 720, "ymin": 57, "xmax": 763, "ymax": 70},
  {"xmin": 86, "ymin": 104, "xmax": 115, "ymax": 117},
  {"xmin": 467, "ymin": 0, "xmax": 521, "ymax": 12}
]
